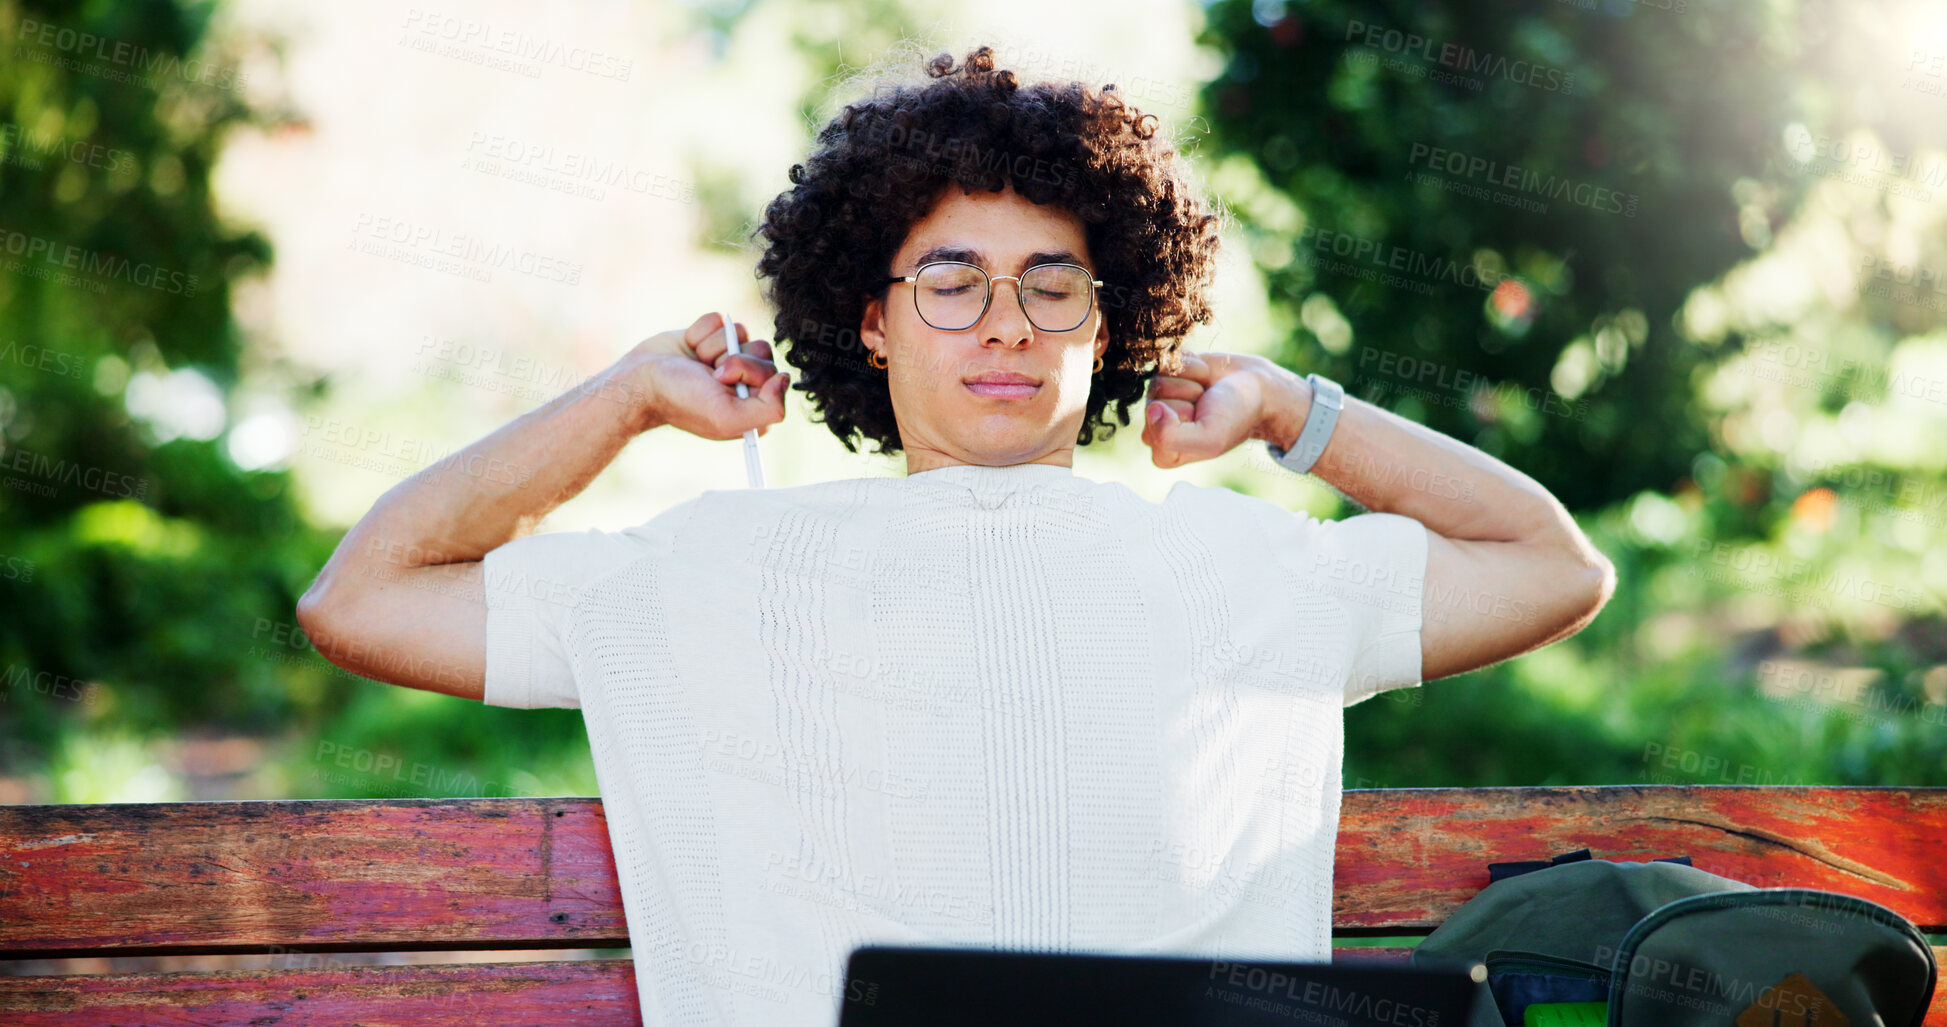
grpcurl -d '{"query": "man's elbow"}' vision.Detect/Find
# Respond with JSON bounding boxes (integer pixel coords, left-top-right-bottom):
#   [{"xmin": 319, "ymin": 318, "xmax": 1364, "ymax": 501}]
[
  {"xmin": 295, "ymin": 575, "xmax": 359, "ymax": 667},
  {"xmin": 295, "ymin": 586, "xmax": 327, "ymax": 637},
  {"xmin": 1567, "ymin": 547, "xmax": 1616, "ymax": 625},
  {"xmin": 1534, "ymin": 529, "xmax": 1615, "ymax": 629},
  {"xmin": 295, "ymin": 571, "xmax": 336, "ymax": 634},
  {"xmin": 1587, "ymin": 553, "xmax": 1617, "ymax": 614}
]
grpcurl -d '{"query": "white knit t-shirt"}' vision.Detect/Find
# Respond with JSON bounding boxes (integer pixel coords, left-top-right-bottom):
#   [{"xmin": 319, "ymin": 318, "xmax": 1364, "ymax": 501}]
[{"xmin": 481, "ymin": 461, "xmax": 1428, "ymax": 1026}]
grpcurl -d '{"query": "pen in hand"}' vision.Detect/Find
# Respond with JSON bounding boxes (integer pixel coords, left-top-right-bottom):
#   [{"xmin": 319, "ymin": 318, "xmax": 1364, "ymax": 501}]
[{"xmin": 719, "ymin": 312, "xmax": 766, "ymax": 489}]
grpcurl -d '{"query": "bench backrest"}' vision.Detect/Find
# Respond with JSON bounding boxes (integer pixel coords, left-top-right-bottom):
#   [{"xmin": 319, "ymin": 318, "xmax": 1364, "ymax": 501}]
[{"xmin": 3, "ymin": 786, "xmax": 1942, "ymax": 1024}]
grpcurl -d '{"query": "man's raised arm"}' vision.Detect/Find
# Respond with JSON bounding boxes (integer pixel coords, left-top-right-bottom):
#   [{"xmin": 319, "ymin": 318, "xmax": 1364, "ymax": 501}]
[
  {"xmin": 294, "ymin": 313, "xmax": 788, "ymax": 700},
  {"xmin": 1142, "ymin": 351, "xmax": 1616, "ymax": 684}
]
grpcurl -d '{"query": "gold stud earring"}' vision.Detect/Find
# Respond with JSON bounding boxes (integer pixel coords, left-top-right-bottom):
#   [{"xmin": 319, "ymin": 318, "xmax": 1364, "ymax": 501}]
[{"xmin": 869, "ymin": 350, "xmax": 887, "ymax": 370}]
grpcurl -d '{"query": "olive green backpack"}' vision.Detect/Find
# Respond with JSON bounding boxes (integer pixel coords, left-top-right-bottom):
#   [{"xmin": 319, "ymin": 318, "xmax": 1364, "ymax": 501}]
[{"xmin": 1410, "ymin": 849, "xmax": 1936, "ymax": 1026}]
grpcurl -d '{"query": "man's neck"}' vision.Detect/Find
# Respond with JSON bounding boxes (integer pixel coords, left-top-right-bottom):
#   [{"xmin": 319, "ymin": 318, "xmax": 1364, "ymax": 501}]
[{"xmin": 903, "ymin": 447, "xmax": 1076, "ymax": 475}]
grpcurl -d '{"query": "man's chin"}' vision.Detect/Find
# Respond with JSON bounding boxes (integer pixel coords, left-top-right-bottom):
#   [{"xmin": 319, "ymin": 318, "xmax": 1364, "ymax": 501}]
[{"xmin": 930, "ymin": 427, "xmax": 1033, "ymax": 460}]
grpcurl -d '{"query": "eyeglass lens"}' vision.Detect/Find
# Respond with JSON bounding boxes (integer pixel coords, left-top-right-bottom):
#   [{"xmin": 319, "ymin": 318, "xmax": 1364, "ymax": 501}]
[{"xmin": 913, "ymin": 262, "xmax": 1095, "ymax": 332}]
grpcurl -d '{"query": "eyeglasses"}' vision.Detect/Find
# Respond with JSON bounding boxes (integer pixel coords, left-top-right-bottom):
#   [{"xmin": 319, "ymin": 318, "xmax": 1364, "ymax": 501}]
[{"xmin": 882, "ymin": 261, "xmax": 1105, "ymax": 333}]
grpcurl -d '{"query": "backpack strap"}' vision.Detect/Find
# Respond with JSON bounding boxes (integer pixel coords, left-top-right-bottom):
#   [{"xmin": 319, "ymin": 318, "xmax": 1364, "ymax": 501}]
[{"xmin": 1487, "ymin": 848, "xmax": 1692, "ymax": 883}]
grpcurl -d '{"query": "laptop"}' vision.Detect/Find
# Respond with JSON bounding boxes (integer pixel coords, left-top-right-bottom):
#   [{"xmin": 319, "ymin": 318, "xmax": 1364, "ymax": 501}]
[{"xmin": 837, "ymin": 945, "xmax": 1490, "ymax": 1026}]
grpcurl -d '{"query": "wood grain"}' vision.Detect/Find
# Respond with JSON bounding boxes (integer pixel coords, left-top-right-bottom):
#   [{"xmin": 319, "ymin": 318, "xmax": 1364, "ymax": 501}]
[
  {"xmin": 2, "ymin": 951, "xmax": 1940, "ymax": 1025},
  {"xmin": 0, "ymin": 959, "xmax": 640, "ymax": 1026},
  {"xmin": 0, "ymin": 798, "xmax": 626, "ymax": 957},
  {"xmin": 4, "ymin": 787, "xmax": 1943, "ymax": 1023},
  {"xmin": 1334, "ymin": 786, "xmax": 1947, "ymax": 932}
]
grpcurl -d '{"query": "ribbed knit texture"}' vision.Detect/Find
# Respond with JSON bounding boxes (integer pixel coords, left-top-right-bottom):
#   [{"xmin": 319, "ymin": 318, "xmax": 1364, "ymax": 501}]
[{"xmin": 482, "ymin": 462, "xmax": 1427, "ymax": 1026}]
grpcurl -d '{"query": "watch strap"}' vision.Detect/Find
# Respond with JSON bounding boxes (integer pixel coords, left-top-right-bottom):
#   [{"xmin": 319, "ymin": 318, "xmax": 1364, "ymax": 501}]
[{"xmin": 1267, "ymin": 372, "xmax": 1344, "ymax": 475}]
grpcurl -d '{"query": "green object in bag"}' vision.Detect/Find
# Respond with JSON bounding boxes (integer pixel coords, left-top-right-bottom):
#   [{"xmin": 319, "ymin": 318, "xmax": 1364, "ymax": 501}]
[
  {"xmin": 1523, "ymin": 1002, "xmax": 1606, "ymax": 1026},
  {"xmin": 1409, "ymin": 856, "xmax": 1936, "ymax": 1026}
]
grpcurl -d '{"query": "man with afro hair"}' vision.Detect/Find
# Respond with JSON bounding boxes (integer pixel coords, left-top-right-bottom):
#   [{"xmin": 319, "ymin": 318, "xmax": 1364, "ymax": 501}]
[{"xmin": 301, "ymin": 44, "xmax": 1614, "ymax": 1027}]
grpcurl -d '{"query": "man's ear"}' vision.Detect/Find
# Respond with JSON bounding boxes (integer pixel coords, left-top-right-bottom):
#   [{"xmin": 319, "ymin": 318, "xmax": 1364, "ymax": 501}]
[{"xmin": 861, "ymin": 296, "xmax": 886, "ymax": 358}]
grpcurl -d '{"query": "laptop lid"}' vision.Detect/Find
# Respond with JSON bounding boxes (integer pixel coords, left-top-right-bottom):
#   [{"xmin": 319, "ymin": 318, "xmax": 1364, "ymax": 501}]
[{"xmin": 838, "ymin": 945, "xmax": 1489, "ymax": 1026}]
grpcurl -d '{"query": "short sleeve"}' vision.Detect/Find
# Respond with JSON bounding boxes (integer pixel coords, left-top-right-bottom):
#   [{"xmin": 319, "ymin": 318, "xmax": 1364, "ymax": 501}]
[
  {"xmin": 479, "ymin": 527, "xmax": 649, "ymax": 709},
  {"xmin": 1250, "ymin": 502, "xmax": 1428, "ymax": 706}
]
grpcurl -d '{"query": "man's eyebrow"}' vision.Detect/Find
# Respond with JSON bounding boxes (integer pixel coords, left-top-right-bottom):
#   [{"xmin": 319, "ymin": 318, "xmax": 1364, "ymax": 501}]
[{"xmin": 908, "ymin": 245, "xmax": 1088, "ymax": 271}]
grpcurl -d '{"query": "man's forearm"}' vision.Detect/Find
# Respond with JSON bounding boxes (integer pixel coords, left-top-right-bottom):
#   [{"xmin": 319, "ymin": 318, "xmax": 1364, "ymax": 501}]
[
  {"xmin": 306, "ymin": 351, "xmax": 662, "ymax": 592},
  {"xmin": 1259, "ymin": 365, "xmax": 1585, "ymax": 551}
]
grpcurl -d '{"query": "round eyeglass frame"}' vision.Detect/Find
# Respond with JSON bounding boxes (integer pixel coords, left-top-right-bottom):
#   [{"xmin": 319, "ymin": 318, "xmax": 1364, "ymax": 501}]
[{"xmin": 881, "ymin": 260, "xmax": 1106, "ymax": 333}]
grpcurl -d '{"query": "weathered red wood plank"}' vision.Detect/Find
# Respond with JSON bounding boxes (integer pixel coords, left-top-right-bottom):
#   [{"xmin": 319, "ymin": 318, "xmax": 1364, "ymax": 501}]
[
  {"xmin": 0, "ymin": 799, "xmax": 627, "ymax": 958},
  {"xmin": 1329, "ymin": 946, "xmax": 1412, "ymax": 963},
  {"xmin": 4, "ymin": 788, "xmax": 1942, "ymax": 957},
  {"xmin": 1335, "ymin": 786, "xmax": 1947, "ymax": 932},
  {"xmin": 4, "ymin": 952, "xmax": 1940, "ymax": 1025},
  {"xmin": 0, "ymin": 959, "xmax": 640, "ymax": 1026}
]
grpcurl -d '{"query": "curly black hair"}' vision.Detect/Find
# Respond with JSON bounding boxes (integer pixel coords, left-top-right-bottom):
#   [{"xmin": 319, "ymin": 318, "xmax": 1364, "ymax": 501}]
[{"xmin": 754, "ymin": 45, "xmax": 1224, "ymax": 456}]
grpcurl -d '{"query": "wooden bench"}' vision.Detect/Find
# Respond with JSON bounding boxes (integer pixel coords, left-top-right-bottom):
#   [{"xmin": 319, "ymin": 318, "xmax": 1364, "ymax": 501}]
[{"xmin": 2, "ymin": 786, "xmax": 1942, "ymax": 1024}]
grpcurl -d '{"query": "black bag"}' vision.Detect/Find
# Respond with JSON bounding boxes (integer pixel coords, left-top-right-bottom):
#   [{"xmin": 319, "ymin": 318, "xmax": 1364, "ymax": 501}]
[{"xmin": 1409, "ymin": 850, "xmax": 1936, "ymax": 1026}]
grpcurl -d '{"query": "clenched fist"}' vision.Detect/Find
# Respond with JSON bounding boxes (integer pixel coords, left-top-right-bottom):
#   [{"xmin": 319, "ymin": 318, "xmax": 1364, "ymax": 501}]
[
  {"xmin": 630, "ymin": 312, "xmax": 790, "ymax": 441},
  {"xmin": 1141, "ymin": 351, "xmax": 1310, "ymax": 469}
]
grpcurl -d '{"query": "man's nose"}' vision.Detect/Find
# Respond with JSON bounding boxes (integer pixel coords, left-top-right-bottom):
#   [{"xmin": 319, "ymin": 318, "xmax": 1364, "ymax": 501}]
[{"xmin": 980, "ymin": 278, "xmax": 1032, "ymax": 347}]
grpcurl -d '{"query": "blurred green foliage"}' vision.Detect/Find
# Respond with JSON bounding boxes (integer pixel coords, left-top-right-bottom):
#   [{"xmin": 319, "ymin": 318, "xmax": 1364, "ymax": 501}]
[
  {"xmin": 0, "ymin": 0, "xmax": 591, "ymax": 802},
  {"xmin": 0, "ymin": 0, "xmax": 297, "ymax": 777},
  {"xmin": 0, "ymin": 0, "xmax": 1941, "ymax": 807},
  {"xmin": 1196, "ymin": 0, "xmax": 1947, "ymax": 786}
]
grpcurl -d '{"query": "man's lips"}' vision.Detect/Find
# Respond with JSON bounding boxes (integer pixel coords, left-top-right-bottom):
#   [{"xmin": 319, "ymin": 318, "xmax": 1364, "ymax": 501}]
[{"xmin": 964, "ymin": 375, "xmax": 1040, "ymax": 399}]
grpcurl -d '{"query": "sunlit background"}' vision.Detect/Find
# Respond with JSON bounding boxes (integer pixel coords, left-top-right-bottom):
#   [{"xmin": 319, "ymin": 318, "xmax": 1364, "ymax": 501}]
[{"xmin": 3, "ymin": 0, "xmax": 1946, "ymax": 932}]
